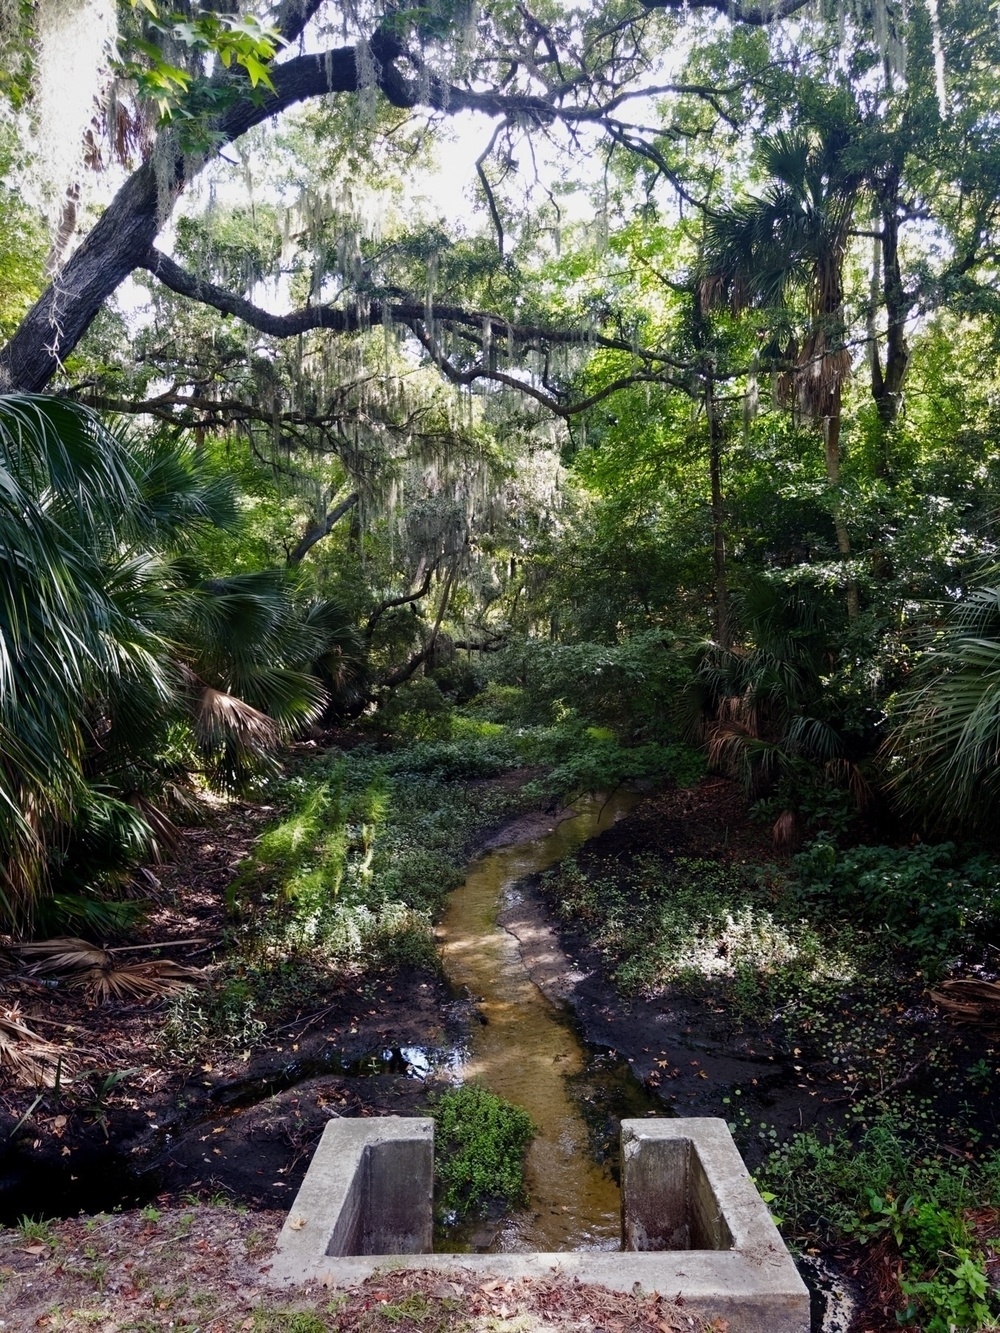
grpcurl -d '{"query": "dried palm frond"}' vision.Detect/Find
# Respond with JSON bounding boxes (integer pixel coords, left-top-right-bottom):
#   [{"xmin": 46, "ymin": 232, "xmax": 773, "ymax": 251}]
[
  {"xmin": 772, "ymin": 809, "xmax": 799, "ymax": 852},
  {"xmin": 68, "ymin": 959, "xmax": 201, "ymax": 1004},
  {"xmin": 929, "ymin": 979, "xmax": 1000, "ymax": 1028},
  {"xmin": 195, "ymin": 685, "xmax": 281, "ymax": 751},
  {"xmin": 0, "ymin": 1006, "xmax": 74, "ymax": 1087},
  {"xmin": 17, "ymin": 937, "xmax": 113, "ymax": 973}
]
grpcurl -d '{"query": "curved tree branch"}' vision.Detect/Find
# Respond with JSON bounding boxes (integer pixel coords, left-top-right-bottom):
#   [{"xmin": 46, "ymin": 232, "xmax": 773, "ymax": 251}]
[
  {"xmin": 0, "ymin": 0, "xmax": 810, "ymax": 394},
  {"xmin": 638, "ymin": 0, "xmax": 810, "ymax": 22},
  {"xmin": 287, "ymin": 491, "xmax": 359, "ymax": 566}
]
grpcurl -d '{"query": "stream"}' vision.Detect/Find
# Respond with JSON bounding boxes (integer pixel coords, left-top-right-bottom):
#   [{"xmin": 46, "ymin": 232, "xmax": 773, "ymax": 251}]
[{"xmin": 437, "ymin": 790, "xmax": 648, "ymax": 1253}]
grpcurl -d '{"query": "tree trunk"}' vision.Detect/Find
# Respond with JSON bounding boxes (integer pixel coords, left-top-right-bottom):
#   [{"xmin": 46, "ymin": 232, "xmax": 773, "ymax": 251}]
[
  {"xmin": 0, "ymin": 45, "xmax": 371, "ymax": 393},
  {"xmin": 823, "ymin": 392, "xmax": 859, "ymax": 620},
  {"xmin": 705, "ymin": 375, "xmax": 731, "ymax": 649},
  {"xmin": 876, "ymin": 197, "xmax": 910, "ymax": 429}
]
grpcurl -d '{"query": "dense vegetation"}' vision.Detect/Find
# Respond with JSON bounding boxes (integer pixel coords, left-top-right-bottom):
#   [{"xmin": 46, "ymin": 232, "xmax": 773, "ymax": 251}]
[{"xmin": 3, "ymin": 0, "xmax": 1000, "ymax": 1327}]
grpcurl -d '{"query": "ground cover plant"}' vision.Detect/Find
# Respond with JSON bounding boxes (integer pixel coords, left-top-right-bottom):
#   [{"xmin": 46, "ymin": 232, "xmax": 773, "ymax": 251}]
[
  {"xmin": 431, "ymin": 1083, "xmax": 536, "ymax": 1223},
  {"xmin": 758, "ymin": 1115, "xmax": 1000, "ymax": 1332},
  {"xmin": 163, "ymin": 734, "xmax": 540, "ymax": 1059}
]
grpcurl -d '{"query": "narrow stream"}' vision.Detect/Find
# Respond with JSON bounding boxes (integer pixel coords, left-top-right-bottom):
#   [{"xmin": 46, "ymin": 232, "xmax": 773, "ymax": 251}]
[{"xmin": 437, "ymin": 791, "xmax": 640, "ymax": 1253}]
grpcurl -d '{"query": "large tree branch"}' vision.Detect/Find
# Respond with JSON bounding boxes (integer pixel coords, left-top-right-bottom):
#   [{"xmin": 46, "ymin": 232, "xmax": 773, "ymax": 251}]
[
  {"xmin": 365, "ymin": 562, "xmax": 441, "ymax": 641},
  {"xmin": 272, "ymin": 0, "xmax": 326, "ymax": 46},
  {"xmin": 0, "ymin": 0, "xmax": 807, "ymax": 394},
  {"xmin": 377, "ymin": 550, "xmax": 462, "ymax": 691},
  {"xmin": 138, "ymin": 246, "xmax": 696, "ymax": 411},
  {"xmin": 638, "ymin": 0, "xmax": 810, "ymax": 22},
  {"xmin": 287, "ymin": 491, "xmax": 359, "ymax": 565}
]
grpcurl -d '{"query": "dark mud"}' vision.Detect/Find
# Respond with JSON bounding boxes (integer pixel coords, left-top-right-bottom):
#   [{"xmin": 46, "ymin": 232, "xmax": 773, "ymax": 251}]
[
  {"xmin": 501, "ymin": 790, "xmax": 836, "ymax": 1172},
  {"xmin": 0, "ymin": 966, "xmax": 460, "ymax": 1223}
]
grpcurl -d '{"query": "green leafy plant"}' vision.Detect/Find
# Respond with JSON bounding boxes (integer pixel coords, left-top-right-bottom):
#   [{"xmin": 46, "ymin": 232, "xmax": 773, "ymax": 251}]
[
  {"xmin": 758, "ymin": 1116, "xmax": 1000, "ymax": 1332},
  {"xmin": 792, "ymin": 839, "xmax": 999, "ymax": 976},
  {"xmin": 432, "ymin": 1083, "xmax": 535, "ymax": 1221}
]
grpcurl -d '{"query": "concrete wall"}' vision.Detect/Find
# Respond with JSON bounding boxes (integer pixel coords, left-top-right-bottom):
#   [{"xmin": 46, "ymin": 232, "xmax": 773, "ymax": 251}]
[
  {"xmin": 271, "ymin": 1115, "xmax": 810, "ymax": 1333},
  {"xmin": 273, "ymin": 1117, "xmax": 433, "ymax": 1277}
]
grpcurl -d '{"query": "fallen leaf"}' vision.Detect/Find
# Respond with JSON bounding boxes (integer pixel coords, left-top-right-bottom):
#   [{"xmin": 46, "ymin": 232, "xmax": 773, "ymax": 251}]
[{"xmin": 288, "ymin": 1217, "xmax": 307, "ymax": 1231}]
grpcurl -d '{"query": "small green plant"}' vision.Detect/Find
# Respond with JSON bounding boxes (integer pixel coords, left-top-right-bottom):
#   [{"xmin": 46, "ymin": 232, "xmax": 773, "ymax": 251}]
[
  {"xmin": 251, "ymin": 1310, "xmax": 329, "ymax": 1332},
  {"xmin": 758, "ymin": 1117, "xmax": 1000, "ymax": 1331},
  {"xmin": 792, "ymin": 839, "xmax": 1000, "ymax": 977},
  {"xmin": 432, "ymin": 1083, "xmax": 535, "ymax": 1221},
  {"xmin": 17, "ymin": 1216, "xmax": 57, "ymax": 1247}
]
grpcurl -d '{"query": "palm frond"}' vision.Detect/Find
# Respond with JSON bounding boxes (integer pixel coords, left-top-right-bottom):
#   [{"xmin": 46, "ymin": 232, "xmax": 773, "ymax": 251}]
[
  {"xmin": 17, "ymin": 936, "xmax": 113, "ymax": 972},
  {"xmin": 0, "ymin": 1006, "xmax": 74, "ymax": 1087},
  {"xmin": 69, "ymin": 959, "xmax": 201, "ymax": 1003}
]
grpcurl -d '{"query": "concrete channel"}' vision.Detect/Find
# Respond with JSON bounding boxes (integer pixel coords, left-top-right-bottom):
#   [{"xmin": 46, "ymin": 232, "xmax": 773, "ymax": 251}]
[{"xmin": 271, "ymin": 1115, "xmax": 810, "ymax": 1332}]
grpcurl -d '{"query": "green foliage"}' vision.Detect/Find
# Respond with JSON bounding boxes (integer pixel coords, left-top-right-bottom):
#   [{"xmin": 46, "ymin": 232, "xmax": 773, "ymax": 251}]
[
  {"xmin": 369, "ymin": 676, "xmax": 456, "ymax": 741},
  {"xmin": 380, "ymin": 735, "xmax": 520, "ymax": 781},
  {"xmin": 888, "ymin": 585, "xmax": 1000, "ymax": 836},
  {"xmin": 759, "ymin": 1115, "xmax": 1000, "ymax": 1333},
  {"xmin": 544, "ymin": 854, "xmax": 859, "ymax": 1016},
  {"xmin": 432, "ymin": 1084, "xmax": 535, "ymax": 1221},
  {"xmin": 0, "ymin": 396, "xmax": 363, "ymax": 931},
  {"xmin": 116, "ymin": 1, "xmax": 280, "ymax": 138},
  {"xmin": 493, "ymin": 633, "xmax": 693, "ymax": 742},
  {"xmin": 192, "ymin": 737, "xmax": 531, "ymax": 1049},
  {"xmin": 792, "ymin": 839, "xmax": 1000, "ymax": 976},
  {"xmin": 524, "ymin": 737, "xmax": 704, "ymax": 801}
]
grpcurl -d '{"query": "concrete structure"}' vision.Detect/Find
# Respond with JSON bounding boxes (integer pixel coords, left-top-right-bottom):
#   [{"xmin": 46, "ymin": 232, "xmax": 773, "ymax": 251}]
[{"xmin": 271, "ymin": 1116, "xmax": 809, "ymax": 1332}]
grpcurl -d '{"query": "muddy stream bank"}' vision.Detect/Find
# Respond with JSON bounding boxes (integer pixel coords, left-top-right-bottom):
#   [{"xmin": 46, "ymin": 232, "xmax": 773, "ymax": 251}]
[{"xmin": 0, "ymin": 793, "xmax": 660, "ymax": 1239}]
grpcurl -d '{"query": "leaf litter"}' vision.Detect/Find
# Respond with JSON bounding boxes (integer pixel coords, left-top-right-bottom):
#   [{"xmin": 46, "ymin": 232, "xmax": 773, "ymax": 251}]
[{"xmin": 0, "ymin": 1206, "xmax": 732, "ymax": 1332}]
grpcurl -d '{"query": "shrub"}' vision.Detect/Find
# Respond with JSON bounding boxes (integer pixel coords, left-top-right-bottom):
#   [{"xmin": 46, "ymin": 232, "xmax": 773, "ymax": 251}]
[
  {"xmin": 490, "ymin": 632, "xmax": 692, "ymax": 740},
  {"xmin": 792, "ymin": 839, "xmax": 1000, "ymax": 976},
  {"xmin": 432, "ymin": 1084, "xmax": 535, "ymax": 1221}
]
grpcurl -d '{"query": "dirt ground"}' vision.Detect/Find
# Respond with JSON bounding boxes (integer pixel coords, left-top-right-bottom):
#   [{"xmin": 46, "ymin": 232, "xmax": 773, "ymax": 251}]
[{"xmin": 0, "ymin": 1206, "xmax": 728, "ymax": 1332}]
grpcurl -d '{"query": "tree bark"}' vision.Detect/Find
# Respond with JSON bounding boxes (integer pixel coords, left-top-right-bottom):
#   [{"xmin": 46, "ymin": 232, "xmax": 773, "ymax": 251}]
[
  {"xmin": 823, "ymin": 392, "xmax": 859, "ymax": 621},
  {"xmin": 875, "ymin": 194, "xmax": 910, "ymax": 431},
  {"xmin": 705, "ymin": 374, "xmax": 731, "ymax": 650},
  {"xmin": 286, "ymin": 491, "xmax": 359, "ymax": 566}
]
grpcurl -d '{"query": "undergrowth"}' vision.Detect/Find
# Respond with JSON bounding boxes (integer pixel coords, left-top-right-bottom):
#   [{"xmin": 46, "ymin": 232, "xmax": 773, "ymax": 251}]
[
  {"xmin": 163, "ymin": 736, "xmax": 530, "ymax": 1057},
  {"xmin": 542, "ymin": 853, "xmax": 866, "ymax": 1021},
  {"xmin": 759, "ymin": 1113, "xmax": 1000, "ymax": 1332},
  {"xmin": 431, "ymin": 1083, "xmax": 535, "ymax": 1223}
]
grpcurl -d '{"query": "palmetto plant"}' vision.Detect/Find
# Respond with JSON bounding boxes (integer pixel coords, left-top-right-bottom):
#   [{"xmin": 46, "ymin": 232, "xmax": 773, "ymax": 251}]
[
  {"xmin": 887, "ymin": 586, "xmax": 1000, "ymax": 834},
  {"xmin": 693, "ymin": 575, "xmax": 869, "ymax": 842},
  {"xmin": 703, "ymin": 122, "xmax": 865, "ymax": 616},
  {"xmin": 0, "ymin": 395, "xmax": 364, "ymax": 933}
]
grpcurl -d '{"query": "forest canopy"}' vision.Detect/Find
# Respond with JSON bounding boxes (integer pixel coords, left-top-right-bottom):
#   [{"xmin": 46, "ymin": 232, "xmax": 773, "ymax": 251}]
[{"xmin": 3, "ymin": 0, "xmax": 1000, "ymax": 926}]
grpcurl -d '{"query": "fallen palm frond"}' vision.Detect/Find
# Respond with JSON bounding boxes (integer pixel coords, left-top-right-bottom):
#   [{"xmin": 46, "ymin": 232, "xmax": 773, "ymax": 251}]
[
  {"xmin": 67, "ymin": 959, "xmax": 201, "ymax": 1004},
  {"xmin": 16, "ymin": 936, "xmax": 112, "ymax": 973},
  {"xmin": 16, "ymin": 936, "xmax": 203, "ymax": 1003},
  {"xmin": 0, "ymin": 1006, "xmax": 74, "ymax": 1086},
  {"xmin": 929, "ymin": 979, "xmax": 1000, "ymax": 1027}
]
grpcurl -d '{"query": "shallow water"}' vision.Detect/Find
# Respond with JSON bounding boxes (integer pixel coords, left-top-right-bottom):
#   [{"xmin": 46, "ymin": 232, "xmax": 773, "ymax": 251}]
[{"xmin": 436, "ymin": 791, "xmax": 639, "ymax": 1253}]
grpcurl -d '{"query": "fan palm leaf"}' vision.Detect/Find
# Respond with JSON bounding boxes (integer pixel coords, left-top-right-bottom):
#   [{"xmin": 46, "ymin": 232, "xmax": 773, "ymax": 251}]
[{"xmin": 887, "ymin": 588, "xmax": 1000, "ymax": 832}]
